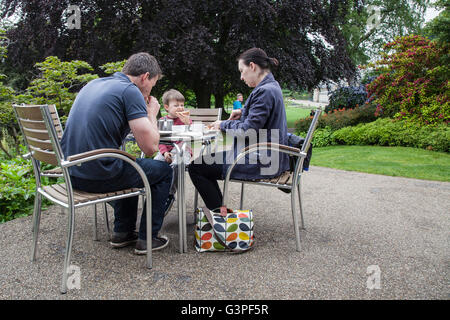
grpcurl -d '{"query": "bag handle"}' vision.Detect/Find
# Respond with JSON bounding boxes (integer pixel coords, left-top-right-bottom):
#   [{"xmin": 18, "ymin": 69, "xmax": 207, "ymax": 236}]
[{"xmin": 202, "ymin": 207, "xmax": 248, "ymax": 253}]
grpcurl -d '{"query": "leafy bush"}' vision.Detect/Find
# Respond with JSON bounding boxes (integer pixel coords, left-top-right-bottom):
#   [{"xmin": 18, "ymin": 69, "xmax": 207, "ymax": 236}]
[
  {"xmin": 325, "ymin": 84, "xmax": 368, "ymax": 114},
  {"xmin": 0, "ymin": 102, "xmax": 21, "ymax": 158},
  {"xmin": 0, "ymin": 31, "xmax": 19, "ymax": 158},
  {"xmin": 0, "ymin": 155, "xmax": 53, "ymax": 223},
  {"xmin": 365, "ymin": 35, "xmax": 450, "ymax": 125},
  {"xmin": 298, "ymin": 126, "xmax": 336, "ymax": 148},
  {"xmin": 16, "ymin": 56, "xmax": 98, "ymax": 117},
  {"xmin": 297, "ymin": 118, "xmax": 449, "ymax": 151},
  {"xmin": 295, "ymin": 104, "xmax": 377, "ymax": 133},
  {"xmin": 332, "ymin": 118, "xmax": 450, "ymax": 152},
  {"xmin": 99, "ymin": 60, "xmax": 127, "ymax": 75}
]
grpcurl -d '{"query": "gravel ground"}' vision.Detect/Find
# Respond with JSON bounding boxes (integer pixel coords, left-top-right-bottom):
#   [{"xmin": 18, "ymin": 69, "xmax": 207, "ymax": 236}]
[{"xmin": 0, "ymin": 166, "xmax": 448, "ymax": 300}]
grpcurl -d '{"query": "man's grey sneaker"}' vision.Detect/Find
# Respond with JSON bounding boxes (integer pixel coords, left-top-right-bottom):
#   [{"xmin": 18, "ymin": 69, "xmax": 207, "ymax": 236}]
[
  {"xmin": 110, "ymin": 231, "xmax": 138, "ymax": 248},
  {"xmin": 134, "ymin": 235, "xmax": 169, "ymax": 254}
]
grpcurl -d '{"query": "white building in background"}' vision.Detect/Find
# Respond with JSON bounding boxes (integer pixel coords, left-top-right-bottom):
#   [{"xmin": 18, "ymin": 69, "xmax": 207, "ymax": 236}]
[
  {"xmin": 312, "ymin": 81, "xmax": 348, "ymax": 104},
  {"xmin": 312, "ymin": 83, "xmax": 337, "ymax": 104}
]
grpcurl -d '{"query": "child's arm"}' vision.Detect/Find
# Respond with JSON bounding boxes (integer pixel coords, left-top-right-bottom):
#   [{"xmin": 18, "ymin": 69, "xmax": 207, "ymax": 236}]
[
  {"xmin": 163, "ymin": 152, "xmax": 173, "ymax": 164},
  {"xmin": 159, "ymin": 143, "xmax": 172, "ymax": 156}
]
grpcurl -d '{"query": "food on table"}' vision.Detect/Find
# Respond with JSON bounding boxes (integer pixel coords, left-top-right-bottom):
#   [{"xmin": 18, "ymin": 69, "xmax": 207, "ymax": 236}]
[{"xmin": 176, "ymin": 110, "xmax": 190, "ymax": 117}]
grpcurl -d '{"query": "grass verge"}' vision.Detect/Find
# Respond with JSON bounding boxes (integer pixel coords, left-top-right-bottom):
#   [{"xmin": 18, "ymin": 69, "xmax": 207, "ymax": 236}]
[
  {"xmin": 285, "ymin": 106, "xmax": 311, "ymax": 128},
  {"xmin": 310, "ymin": 145, "xmax": 450, "ymax": 182}
]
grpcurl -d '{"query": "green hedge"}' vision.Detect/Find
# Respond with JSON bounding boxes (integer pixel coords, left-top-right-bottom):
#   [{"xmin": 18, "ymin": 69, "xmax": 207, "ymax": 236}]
[
  {"xmin": 332, "ymin": 118, "xmax": 449, "ymax": 152},
  {"xmin": 300, "ymin": 118, "xmax": 449, "ymax": 152},
  {"xmin": 295, "ymin": 104, "xmax": 378, "ymax": 133}
]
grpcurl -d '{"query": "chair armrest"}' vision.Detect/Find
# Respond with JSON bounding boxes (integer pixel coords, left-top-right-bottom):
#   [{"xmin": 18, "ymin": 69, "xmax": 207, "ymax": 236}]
[
  {"xmin": 226, "ymin": 143, "xmax": 306, "ymax": 178},
  {"xmin": 242, "ymin": 142, "xmax": 301, "ymax": 156},
  {"xmin": 67, "ymin": 148, "xmax": 136, "ymax": 162},
  {"xmin": 22, "ymin": 152, "xmax": 32, "ymax": 159},
  {"xmin": 222, "ymin": 142, "xmax": 307, "ymax": 207}
]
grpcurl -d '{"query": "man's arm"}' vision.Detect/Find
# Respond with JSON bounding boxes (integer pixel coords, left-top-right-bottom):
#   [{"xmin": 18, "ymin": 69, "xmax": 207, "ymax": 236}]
[{"xmin": 129, "ymin": 96, "xmax": 160, "ymax": 156}]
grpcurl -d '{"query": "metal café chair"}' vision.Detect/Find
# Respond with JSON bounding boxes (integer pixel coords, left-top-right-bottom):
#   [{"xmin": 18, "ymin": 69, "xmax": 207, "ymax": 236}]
[
  {"xmin": 222, "ymin": 108, "xmax": 322, "ymax": 251},
  {"xmin": 13, "ymin": 104, "xmax": 153, "ymax": 294},
  {"xmin": 22, "ymin": 104, "xmax": 108, "ymax": 242}
]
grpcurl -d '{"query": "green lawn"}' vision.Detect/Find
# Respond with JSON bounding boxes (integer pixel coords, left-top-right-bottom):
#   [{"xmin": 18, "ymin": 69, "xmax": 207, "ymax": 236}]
[
  {"xmin": 285, "ymin": 106, "xmax": 311, "ymax": 128},
  {"xmin": 310, "ymin": 145, "xmax": 450, "ymax": 182}
]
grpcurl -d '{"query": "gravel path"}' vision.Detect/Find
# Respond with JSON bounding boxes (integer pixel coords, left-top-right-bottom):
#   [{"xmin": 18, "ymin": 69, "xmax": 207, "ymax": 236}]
[{"xmin": 0, "ymin": 166, "xmax": 448, "ymax": 299}]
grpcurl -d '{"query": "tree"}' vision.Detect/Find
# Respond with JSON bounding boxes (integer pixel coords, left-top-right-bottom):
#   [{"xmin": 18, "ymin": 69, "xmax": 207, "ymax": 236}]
[
  {"xmin": 17, "ymin": 56, "xmax": 98, "ymax": 116},
  {"xmin": 0, "ymin": 29, "xmax": 18, "ymax": 158},
  {"xmin": 339, "ymin": 0, "xmax": 430, "ymax": 66},
  {"xmin": 1, "ymin": 0, "xmax": 356, "ymax": 109},
  {"xmin": 424, "ymin": 0, "xmax": 450, "ymax": 44}
]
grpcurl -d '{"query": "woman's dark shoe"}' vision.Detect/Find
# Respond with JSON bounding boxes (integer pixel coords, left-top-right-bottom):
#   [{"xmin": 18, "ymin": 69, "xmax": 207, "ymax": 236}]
[
  {"xmin": 164, "ymin": 194, "xmax": 175, "ymax": 216},
  {"xmin": 134, "ymin": 235, "xmax": 169, "ymax": 254},
  {"xmin": 109, "ymin": 231, "xmax": 138, "ymax": 248}
]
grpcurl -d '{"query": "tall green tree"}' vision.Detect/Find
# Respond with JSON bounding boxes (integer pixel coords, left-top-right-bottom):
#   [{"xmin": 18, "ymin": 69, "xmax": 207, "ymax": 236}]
[
  {"xmin": 17, "ymin": 56, "xmax": 98, "ymax": 116},
  {"xmin": 424, "ymin": 0, "xmax": 450, "ymax": 44},
  {"xmin": 0, "ymin": 29, "xmax": 17, "ymax": 158},
  {"xmin": 1, "ymin": 0, "xmax": 356, "ymax": 108},
  {"xmin": 339, "ymin": 0, "xmax": 430, "ymax": 66}
]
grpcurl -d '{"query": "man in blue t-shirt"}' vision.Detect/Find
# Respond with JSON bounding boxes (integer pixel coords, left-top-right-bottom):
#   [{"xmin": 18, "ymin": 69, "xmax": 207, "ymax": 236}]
[
  {"xmin": 61, "ymin": 52, "xmax": 172, "ymax": 253},
  {"xmin": 232, "ymin": 93, "xmax": 244, "ymax": 110}
]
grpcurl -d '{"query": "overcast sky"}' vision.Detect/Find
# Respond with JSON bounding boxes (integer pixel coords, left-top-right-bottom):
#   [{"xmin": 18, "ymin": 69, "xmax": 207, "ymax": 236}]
[{"xmin": 425, "ymin": 4, "xmax": 442, "ymax": 22}]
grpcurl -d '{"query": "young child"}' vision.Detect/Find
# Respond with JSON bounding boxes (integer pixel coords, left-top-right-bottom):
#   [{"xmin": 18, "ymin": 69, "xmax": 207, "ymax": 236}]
[{"xmin": 154, "ymin": 89, "xmax": 193, "ymax": 212}]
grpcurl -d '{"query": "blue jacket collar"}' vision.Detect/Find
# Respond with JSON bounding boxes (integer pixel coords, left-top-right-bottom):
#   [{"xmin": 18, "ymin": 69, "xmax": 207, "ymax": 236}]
[{"xmin": 255, "ymin": 72, "xmax": 275, "ymax": 89}]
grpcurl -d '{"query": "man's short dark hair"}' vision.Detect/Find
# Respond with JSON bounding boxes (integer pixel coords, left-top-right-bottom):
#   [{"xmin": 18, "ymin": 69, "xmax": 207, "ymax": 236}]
[{"xmin": 122, "ymin": 52, "xmax": 162, "ymax": 79}]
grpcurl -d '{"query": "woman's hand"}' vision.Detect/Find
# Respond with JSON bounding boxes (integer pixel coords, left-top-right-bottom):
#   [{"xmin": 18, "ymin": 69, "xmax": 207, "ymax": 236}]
[
  {"xmin": 209, "ymin": 120, "xmax": 222, "ymax": 131},
  {"xmin": 228, "ymin": 109, "xmax": 242, "ymax": 120}
]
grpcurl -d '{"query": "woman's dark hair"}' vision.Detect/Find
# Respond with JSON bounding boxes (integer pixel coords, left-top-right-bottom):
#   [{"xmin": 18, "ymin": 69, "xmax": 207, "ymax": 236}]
[{"xmin": 238, "ymin": 48, "xmax": 279, "ymax": 71}]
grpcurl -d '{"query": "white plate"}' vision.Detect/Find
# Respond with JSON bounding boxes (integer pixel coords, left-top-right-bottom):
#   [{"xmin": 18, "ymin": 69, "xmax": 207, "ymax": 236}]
[{"xmin": 175, "ymin": 131, "xmax": 203, "ymax": 137}]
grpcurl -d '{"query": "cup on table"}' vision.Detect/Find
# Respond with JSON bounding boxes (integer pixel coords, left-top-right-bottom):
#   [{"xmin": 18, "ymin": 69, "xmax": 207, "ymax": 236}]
[
  {"xmin": 157, "ymin": 118, "xmax": 173, "ymax": 131},
  {"xmin": 172, "ymin": 125, "xmax": 188, "ymax": 133},
  {"xmin": 190, "ymin": 122, "xmax": 205, "ymax": 133}
]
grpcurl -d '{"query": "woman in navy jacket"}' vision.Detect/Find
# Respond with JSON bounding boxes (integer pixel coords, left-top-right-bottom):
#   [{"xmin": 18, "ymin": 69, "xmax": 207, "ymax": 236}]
[{"xmin": 188, "ymin": 48, "xmax": 289, "ymax": 210}]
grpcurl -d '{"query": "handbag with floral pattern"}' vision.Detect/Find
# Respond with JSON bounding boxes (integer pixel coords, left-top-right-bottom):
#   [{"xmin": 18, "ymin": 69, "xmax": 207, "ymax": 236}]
[{"xmin": 194, "ymin": 207, "xmax": 255, "ymax": 252}]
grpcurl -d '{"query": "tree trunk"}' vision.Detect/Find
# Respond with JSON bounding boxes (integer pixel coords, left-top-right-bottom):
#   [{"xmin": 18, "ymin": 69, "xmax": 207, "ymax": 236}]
[
  {"xmin": 11, "ymin": 127, "xmax": 22, "ymax": 156},
  {"xmin": 0, "ymin": 144, "xmax": 12, "ymax": 159},
  {"xmin": 213, "ymin": 91, "xmax": 228, "ymax": 120},
  {"xmin": 214, "ymin": 92, "xmax": 224, "ymax": 109},
  {"xmin": 193, "ymin": 85, "xmax": 211, "ymax": 109}
]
